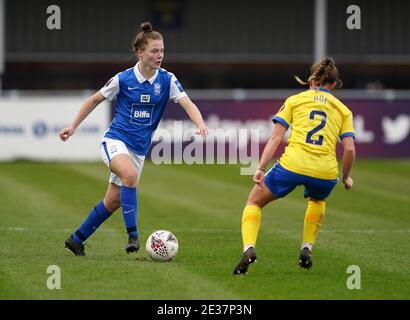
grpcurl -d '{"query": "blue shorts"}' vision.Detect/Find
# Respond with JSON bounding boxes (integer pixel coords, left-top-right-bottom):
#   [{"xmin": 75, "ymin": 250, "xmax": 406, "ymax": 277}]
[{"xmin": 264, "ymin": 162, "xmax": 338, "ymax": 200}]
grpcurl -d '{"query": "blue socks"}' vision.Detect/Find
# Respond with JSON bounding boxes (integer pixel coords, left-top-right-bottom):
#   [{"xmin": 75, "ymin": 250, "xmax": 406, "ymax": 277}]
[
  {"xmin": 72, "ymin": 201, "xmax": 112, "ymax": 243},
  {"xmin": 120, "ymin": 186, "xmax": 138, "ymax": 239},
  {"xmin": 71, "ymin": 186, "xmax": 138, "ymax": 244}
]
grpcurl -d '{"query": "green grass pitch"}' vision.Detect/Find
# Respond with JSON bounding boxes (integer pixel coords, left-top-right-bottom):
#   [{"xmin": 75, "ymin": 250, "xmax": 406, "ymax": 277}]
[{"xmin": 0, "ymin": 159, "xmax": 409, "ymax": 299}]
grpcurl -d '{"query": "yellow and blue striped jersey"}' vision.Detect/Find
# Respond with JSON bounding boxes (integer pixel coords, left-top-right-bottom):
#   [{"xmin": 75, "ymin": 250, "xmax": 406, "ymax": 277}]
[{"xmin": 273, "ymin": 88, "xmax": 355, "ymax": 180}]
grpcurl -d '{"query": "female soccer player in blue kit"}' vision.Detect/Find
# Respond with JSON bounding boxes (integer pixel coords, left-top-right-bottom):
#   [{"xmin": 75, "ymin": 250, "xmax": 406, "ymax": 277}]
[
  {"xmin": 233, "ymin": 58, "xmax": 356, "ymax": 274},
  {"xmin": 60, "ymin": 22, "xmax": 208, "ymax": 256}
]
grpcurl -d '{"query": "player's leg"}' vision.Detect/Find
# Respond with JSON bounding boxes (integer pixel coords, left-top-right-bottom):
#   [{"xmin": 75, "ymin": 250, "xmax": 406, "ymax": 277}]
[
  {"xmin": 65, "ymin": 183, "xmax": 117, "ymax": 256},
  {"xmin": 299, "ymin": 177, "xmax": 338, "ymax": 269},
  {"xmin": 301, "ymin": 198, "xmax": 326, "ymax": 253},
  {"xmin": 233, "ymin": 183, "xmax": 275, "ymax": 274},
  {"xmin": 101, "ymin": 138, "xmax": 145, "ymax": 253},
  {"xmin": 242, "ymin": 183, "xmax": 275, "ymax": 252},
  {"xmin": 241, "ymin": 164, "xmax": 301, "ymax": 255},
  {"xmin": 298, "ymin": 198, "xmax": 326, "ymax": 269},
  {"xmin": 109, "ymin": 153, "xmax": 141, "ymax": 253},
  {"xmin": 234, "ymin": 163, "xmax": 300, "ymax": 274},
  {"xmin": 102, "ymin": 183, "xmax": 121, "ymax": 213}
]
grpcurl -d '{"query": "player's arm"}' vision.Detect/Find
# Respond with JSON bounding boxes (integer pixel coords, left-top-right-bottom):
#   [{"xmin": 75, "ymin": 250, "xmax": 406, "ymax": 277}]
[
  {"xmin": 178, "ymin": 96, "xmax": 208, "ymax": 137},
  {"xmin": 59, "ymin": 91, "xmax": 106, "ymax": 142},
  {"xmin": 253, "ymin": 123, "xmax": 287, "ymax": 186},
  {"xmin": 341, "ymin": 136, "xmax": 355, "ymax": 190}
]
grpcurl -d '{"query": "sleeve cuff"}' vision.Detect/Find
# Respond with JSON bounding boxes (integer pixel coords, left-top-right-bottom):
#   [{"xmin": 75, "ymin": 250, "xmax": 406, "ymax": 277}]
[
  {"xmin": 99, "ymin": 89, "xmax": 110, "ymax": 100},
  {"xmin": 272, "ymin": 116, "xmax": 289, "ymax": 130},
  {"xmin": 340, "ymin": 132, "xmax": 355, "ymax": 140},
  {"xmin": 173, "ymin": 92, "xmax": 188, "ymax": 103}
]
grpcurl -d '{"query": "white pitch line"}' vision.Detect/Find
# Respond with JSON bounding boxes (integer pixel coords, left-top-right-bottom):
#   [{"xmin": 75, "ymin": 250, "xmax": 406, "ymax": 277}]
[
  {"xmin": 0, "ymin": 227, "xmax": 119, "ymax": 233},
  {"xmin": 0, "ymin": 227, "xmax": 409, "ymax": 234}
]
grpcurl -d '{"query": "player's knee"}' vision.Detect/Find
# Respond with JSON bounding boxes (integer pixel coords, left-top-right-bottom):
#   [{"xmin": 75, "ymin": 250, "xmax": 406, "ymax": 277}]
[
  {"xmin": 246, "ymin": 193, "xmax": 272, "ymax": 208},
  {"xmin": 121, "ymin": 173, "xmax": 138, "ymax": 187},
  {"xmin": 246, "ymin": 200, "xmax": 265, "ymax": 209}
]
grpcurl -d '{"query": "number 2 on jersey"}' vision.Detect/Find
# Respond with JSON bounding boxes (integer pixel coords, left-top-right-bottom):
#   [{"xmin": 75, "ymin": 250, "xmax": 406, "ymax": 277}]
[{"xmin": 306, "ymin": 110, "xmax": 326, "ymax": 146}]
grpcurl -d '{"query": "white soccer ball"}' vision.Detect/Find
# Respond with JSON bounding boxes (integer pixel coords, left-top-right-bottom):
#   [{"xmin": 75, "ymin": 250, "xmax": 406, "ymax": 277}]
[{"xmin": 145, "ymin": 230, "xmax": 179, "ymax": 261}]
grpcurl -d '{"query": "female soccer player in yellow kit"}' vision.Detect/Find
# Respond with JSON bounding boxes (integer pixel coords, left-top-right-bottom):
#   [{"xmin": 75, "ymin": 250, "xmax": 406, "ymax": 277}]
[{"xmin": 233, "ymin": 58, "xmax": 356, "ymax": 274}]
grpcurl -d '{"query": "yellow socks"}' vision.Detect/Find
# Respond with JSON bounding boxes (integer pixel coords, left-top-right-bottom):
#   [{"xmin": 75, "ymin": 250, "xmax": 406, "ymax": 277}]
[
  {"xmin": 241, "ymin": 200, "xmax": 325, "ymax": 253},
  {"xmin": 241, "ymin": 204, "xmax": 262, "ymax": 251},
  {"xmin": 302, "ymin": 199, "xmax": 326, "ymax": 250}
]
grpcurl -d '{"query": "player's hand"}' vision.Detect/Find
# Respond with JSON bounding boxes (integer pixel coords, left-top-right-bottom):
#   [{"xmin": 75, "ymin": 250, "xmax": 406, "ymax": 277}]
[
  {"xmin": 196, "ymin": 126, "xmax": 208, "ymax": 138},
  {"xmin": 59, "ymin": 126, "xmax": 75, "ymax": 142},
  {"xmin": 253, "ymin": 169, "xmax": 265, "ymax": 190},
  {"xmin": 342, "ymin": 176, "xmax": 353, "ymax": 190}
]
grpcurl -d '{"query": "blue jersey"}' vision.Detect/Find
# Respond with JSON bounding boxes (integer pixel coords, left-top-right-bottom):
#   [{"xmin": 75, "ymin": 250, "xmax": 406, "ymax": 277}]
[{"xmin": 100, "ymin": 63, "xmax": 187, "ymax": 155}]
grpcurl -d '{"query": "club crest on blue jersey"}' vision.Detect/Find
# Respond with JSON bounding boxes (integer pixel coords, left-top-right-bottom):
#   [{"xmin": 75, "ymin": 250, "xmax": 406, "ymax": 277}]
[
  {"xmin": 153, "ymin": 82, "xmax": 161, "ymax": 95},
  {"xmin": 131, "ymin": 104, "xmax": 154, "ymax": 126},
  {"xmin": 140, "ymin": 95, "xmax": 150, "ymax": 103}
]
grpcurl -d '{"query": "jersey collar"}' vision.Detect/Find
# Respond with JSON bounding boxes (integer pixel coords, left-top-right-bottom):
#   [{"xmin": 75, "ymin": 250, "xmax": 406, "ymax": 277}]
[
  {"xmin": 310, "ymin": 87, "xmax": 331, "ymax": 93},
  {"xmin": 133, "ymin": 62, "xmax": 158, "ymax": 85}
]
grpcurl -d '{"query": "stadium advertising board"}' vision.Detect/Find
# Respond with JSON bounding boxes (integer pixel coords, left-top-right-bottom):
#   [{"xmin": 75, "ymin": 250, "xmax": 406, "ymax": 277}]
[
  {"xmin": 0, "ymin": 97, "xmax": 110, "ymax": 161},
  {"xmin": 0, "ymin": 96, "xmax": 408, "ymax": 161},
  {"xmin": 156, "ymin": 98, "xmax": 410, "ymax": 160}
]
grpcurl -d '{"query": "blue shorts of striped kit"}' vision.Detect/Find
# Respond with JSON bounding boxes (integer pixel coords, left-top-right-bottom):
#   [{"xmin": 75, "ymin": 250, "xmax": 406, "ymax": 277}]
[{"xmin": 264, "ymin": 162, "xmax": 338, "ymax": 200}]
